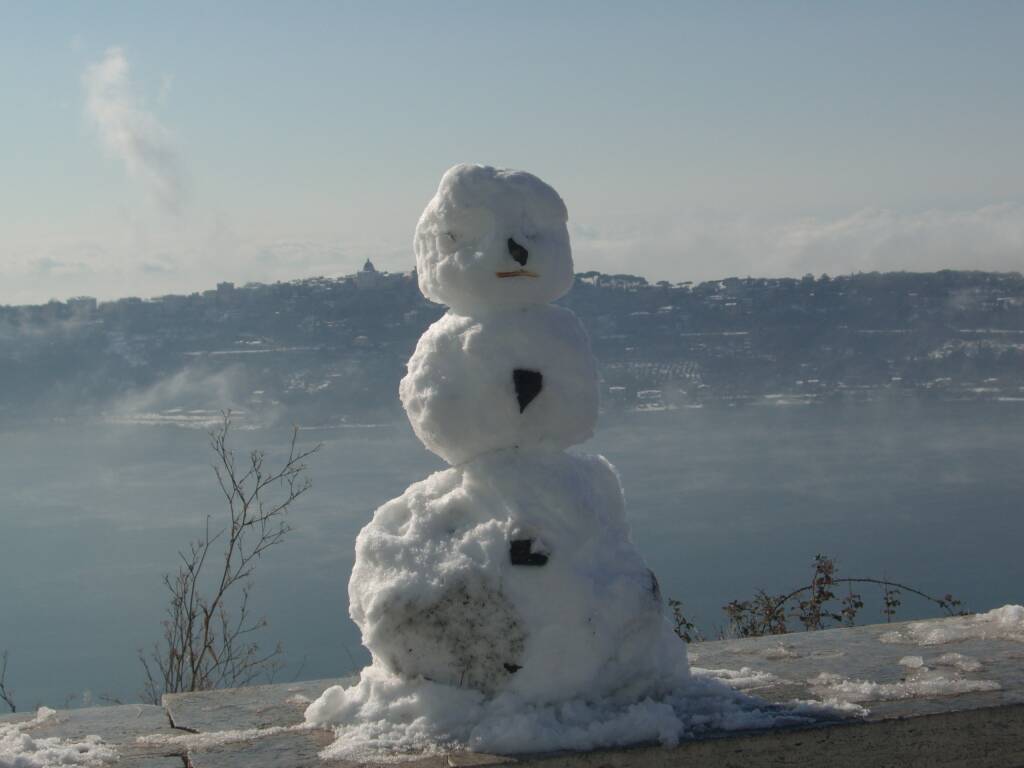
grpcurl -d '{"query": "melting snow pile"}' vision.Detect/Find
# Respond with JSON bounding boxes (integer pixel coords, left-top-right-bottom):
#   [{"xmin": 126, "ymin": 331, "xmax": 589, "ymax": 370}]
[
  {"xmin": 307, "ymin": 666, "xmax": 832, "ymax": 759},
  {"xmin": 808, "ymin": 663, "xmax": 998, "ymax": 705},
  {"xmin": 0, "ymin": 708, "xmax": 116, "ymax": 768},
  {"xmin": 307, "ymin": 165, "xmax": 834, "ymax": 758},
  {"xmin": 880, "ymin": 605, "xmax": 1024, "ymax": 646}
]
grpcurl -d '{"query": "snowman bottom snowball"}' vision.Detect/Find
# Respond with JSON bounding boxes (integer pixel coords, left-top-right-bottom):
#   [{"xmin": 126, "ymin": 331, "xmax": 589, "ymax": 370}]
[{"xmin": 343, "ymin": 449, "xmax": 687, "ymax": 701}]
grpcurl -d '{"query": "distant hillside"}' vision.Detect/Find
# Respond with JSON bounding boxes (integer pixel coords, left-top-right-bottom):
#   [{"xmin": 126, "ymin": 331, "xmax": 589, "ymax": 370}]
[{"xmin": 2, "ymin": 265, "xmax": 1023, "ymax": 426}]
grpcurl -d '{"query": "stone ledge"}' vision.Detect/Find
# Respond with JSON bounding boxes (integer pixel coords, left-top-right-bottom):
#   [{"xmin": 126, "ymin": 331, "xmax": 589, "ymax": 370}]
[{"xmin": 3, "ymin": 613, "xmax": 1022, "ymax": 767}]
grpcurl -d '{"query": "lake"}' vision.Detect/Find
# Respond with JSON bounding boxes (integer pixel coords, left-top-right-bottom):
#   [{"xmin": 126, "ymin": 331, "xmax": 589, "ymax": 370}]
[{"xmin": 1, "ymin": 400, "xmax": 1022, "ymax": 708}]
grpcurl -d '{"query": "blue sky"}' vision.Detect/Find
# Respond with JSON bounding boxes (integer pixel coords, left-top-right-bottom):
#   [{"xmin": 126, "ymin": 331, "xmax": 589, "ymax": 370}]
[{"xmin": 2, "ymin": 1, "xmax": 1023, "ymax": 303}]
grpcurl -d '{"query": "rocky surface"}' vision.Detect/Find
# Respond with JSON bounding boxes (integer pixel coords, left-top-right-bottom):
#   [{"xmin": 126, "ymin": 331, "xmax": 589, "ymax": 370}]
[{"xmin": 3, "ymin": 614, "xmax": 1023, "ymax": 767}]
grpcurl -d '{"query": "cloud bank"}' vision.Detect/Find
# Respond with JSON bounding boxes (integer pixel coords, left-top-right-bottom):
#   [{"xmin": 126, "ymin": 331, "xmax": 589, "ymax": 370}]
[
  {"xmin": 83, "ymin": 47, "xmax": 187, "ymax": 214},
  {"xmin": 573, "ymin": 204, "xmax": 1024, "ymax": 283},
  {"xmin": 3, "ymin": 204, "xmax": 1021, "ymax": 306}
]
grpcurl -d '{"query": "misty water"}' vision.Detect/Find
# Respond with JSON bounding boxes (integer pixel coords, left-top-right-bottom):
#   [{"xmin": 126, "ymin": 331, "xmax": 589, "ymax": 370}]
[{"xmin": 2, "ymin": 401, "xmax": 1023, "ymax": 708}]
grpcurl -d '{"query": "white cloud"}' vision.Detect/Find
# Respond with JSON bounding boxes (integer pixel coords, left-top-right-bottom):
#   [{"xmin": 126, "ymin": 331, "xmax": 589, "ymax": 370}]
[
  {"xmin": 0, "ymin": 226, "xmax": 391, "ymax": 305},
  {"xmin": 773, "ymin": 204, "xmax": 1024, "ymax": 276},
  {"xmin": 82, "ymin": 47, "xmax": 187, "ymax": 214},
  {"xmin": 573, "ymin": 203, "xmax": 1024, "ymax": 282},
  {"xmin": 3, "ymin": 202, "xmax": 1021, "ymax": 306}
]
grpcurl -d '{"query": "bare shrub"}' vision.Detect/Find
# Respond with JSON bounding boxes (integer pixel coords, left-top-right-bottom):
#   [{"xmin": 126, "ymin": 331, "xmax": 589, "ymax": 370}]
[
  {"xmin": 674, "ymin": 553, "xmax": 966, "ymax": 641},
  {"xmin": 139, "ymin": 412, "xmax": 321, "ymax": 704}
]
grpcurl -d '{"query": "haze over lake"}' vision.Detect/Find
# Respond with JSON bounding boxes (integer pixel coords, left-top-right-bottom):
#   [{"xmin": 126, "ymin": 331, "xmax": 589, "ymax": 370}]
[{"xmin": 2, "ymin": 400, "xmax": 1022, "ymax": 708}]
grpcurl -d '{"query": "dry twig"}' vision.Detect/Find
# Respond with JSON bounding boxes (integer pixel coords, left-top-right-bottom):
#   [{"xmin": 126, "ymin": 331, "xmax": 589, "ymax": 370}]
[
  {"xmin": 139, "ymin": 412, "xmax": 321, "ymax": 703},
  {"xmin": 0, "ymin": 650, "xmax": 15, "ymax": 713}
]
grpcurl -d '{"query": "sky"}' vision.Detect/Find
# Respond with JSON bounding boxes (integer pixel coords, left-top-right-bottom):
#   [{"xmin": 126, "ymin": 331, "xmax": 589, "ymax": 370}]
[{"xmin": 2, "ymin": 0, "xmax": 1023, "ymax": 304}]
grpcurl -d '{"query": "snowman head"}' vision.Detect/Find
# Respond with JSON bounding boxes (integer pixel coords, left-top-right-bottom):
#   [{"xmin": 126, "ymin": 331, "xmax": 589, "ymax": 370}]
[{"xmin": 414, "ymin": 164, "xmax": 574, "ymax": 316}]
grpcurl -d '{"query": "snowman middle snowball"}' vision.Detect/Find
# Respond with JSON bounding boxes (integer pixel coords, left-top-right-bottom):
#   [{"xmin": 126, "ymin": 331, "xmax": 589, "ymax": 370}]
[{"xmin": 339, "ymin": 164, "xmax": 686, "ymax": 706}]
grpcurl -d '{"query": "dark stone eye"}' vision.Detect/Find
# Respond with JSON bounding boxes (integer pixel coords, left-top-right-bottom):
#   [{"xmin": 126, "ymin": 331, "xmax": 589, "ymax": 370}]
[{"xmin": 507, "ymin": 238, "xmax": 529, "ymax": 266}]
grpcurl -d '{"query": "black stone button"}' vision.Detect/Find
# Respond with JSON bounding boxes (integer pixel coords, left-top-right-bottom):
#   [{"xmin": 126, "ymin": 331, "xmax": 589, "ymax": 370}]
[
  {"xmin": 510, "ymin": 539, "xmax": 548, "ymax": 566},
  {"xmin": 513, "ymin": 369, "xmax": 543, "ymax": 413}
]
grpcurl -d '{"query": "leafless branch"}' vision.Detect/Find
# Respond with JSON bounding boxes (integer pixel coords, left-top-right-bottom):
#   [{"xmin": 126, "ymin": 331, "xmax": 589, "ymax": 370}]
[
  {"xmin": 139, "ymin": 411, "xmax": 321, "ymax": 703},
  {"xmin": 1, "ymin": 650, "xmax": 16, "ymax": 713}
]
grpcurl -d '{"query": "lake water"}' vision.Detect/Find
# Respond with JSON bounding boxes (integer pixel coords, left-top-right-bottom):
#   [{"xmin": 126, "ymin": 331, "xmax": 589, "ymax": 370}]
[{"xmin": 2, "ymin": 400, "xmax": 1023, "ymax": 708}]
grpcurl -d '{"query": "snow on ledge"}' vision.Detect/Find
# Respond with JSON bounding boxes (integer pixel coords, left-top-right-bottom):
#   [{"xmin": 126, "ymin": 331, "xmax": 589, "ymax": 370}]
[
  {"xmin": 0, "ymin": 707, "xmax": 117, "ymax": 768},
  {"xmin": 304, "ymin": 663, "xmax": 850, "ymax": 762},
  {"xmin": 880, "ymin": 604, "xmax": 1024, "ymax": 646}
]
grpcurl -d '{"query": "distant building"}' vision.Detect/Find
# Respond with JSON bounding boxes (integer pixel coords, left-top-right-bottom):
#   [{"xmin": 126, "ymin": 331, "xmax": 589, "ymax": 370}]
[
  {"xmin": 356, "ymin": 259, "xmax": 380, "ymax": 289},
  {"xmin": 215, "ymin": 281, "xmax": 238, "ymax": 306},
  {"xmin": 67, "ymin": 296, "xmax": 97, "ymax": 316}
]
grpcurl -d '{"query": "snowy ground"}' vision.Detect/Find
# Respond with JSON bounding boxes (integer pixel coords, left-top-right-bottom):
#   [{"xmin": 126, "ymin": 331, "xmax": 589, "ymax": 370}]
[
  {"xmin": 305, "ymin": 663, "xmax": 846, "ymax": 761},
  {"xmin": 306, "ymin": 604, "xmax": 1024, "ymax": 761},
  {"xmin": 0, "ymin": 709, "xmax": 116, "ymax": 768}
]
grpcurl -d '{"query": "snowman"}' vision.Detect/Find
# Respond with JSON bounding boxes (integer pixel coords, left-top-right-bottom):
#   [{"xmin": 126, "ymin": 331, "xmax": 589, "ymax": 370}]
[{"xmin": 307, "ymin": 165, "xmax": 691, "ymax": 752}]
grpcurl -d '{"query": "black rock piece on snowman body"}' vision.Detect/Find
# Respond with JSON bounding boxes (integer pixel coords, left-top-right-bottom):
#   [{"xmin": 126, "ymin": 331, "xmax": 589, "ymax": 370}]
[
  {"xmin": 513, "ymin": 369, "xmax": 543, "ymax": 413},
  {"xmin": 510, "ymin": 538, "xmax": 549, "ymax": 566}
]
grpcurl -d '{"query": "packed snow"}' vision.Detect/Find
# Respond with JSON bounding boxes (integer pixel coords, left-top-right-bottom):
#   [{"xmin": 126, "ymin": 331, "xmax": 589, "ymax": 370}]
[
  {"xmin": 413, "ymin": 164, "xmax": 574, "ymax": 316},
  {"xmin": 309, "ymin": 164, "xmax": 846, "ymax": 758},
  {"xmin": 0, "ymin": 708, "xmax": 116, "ymax": 768},
  {"xmin": 344, "ymin": 449, "xmax": 677, "ymax": 697},
  {"xmin": 400, "ymin": 305, "xmax": 598, "ymax": 465},
  {"xmin": 880, "ymin": 604, "xmax": 1024, "ymax": 646},
  {"xmin": 306, "ymin": 667, "xmax": 836, "ymax": 761}
]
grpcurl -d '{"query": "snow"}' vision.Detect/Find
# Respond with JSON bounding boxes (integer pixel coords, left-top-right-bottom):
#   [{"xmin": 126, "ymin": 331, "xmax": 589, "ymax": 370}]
[
  {"xmin": 344, "ymin": 450, "xmax": 678, "ymax": 698},
  {"xmin": 894, "ymin": 652, "xmax": 983, "ymax": 674},
  {"xmin": 0, "ymin": 708, "xmax": 116, "ymax": 768},
  {"xmin": 309, "ymin": 163, "xmax": 844, "ymax": 759},
  {"xmin": 691, "ymin": 667, "xmax": 781, "ymax": 691},
  {"xmin": 808, "ymin": 670, "xmax": 999, "ymax": 704},
  {"xmin": 810, "ymin": 617, "xmax": 1008, "ymax": 707},
  {"xmin": 400, "ymin": 305, "xmax": 598, "ymax": 465},
  {"xmin": 934, "ymin": 652, "xmax": 983, "ymax": 673},
  {"xmin": 306, "ymin": 667, "xmax": 833, "ymax": 761},
  {"xmin": 135, "ymin": 724, "xmax": 302, "ymax": 751},
  {"xmin": 760, "ymin": 643, "xmax": 803, "ymax": 660},
  {"xmin": 414, "ymin": 164, "xmax": 574, "ymax": 317},
  {"xmin": 880, "ymin": 605, "xmax": 1024, "ymax": 646}
]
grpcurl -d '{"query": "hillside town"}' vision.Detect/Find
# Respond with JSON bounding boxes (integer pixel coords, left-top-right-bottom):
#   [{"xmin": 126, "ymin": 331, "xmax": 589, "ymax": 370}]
[{"xmin": 1, "ymin": 262, "xmax": 1023, "ymax": 425}]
